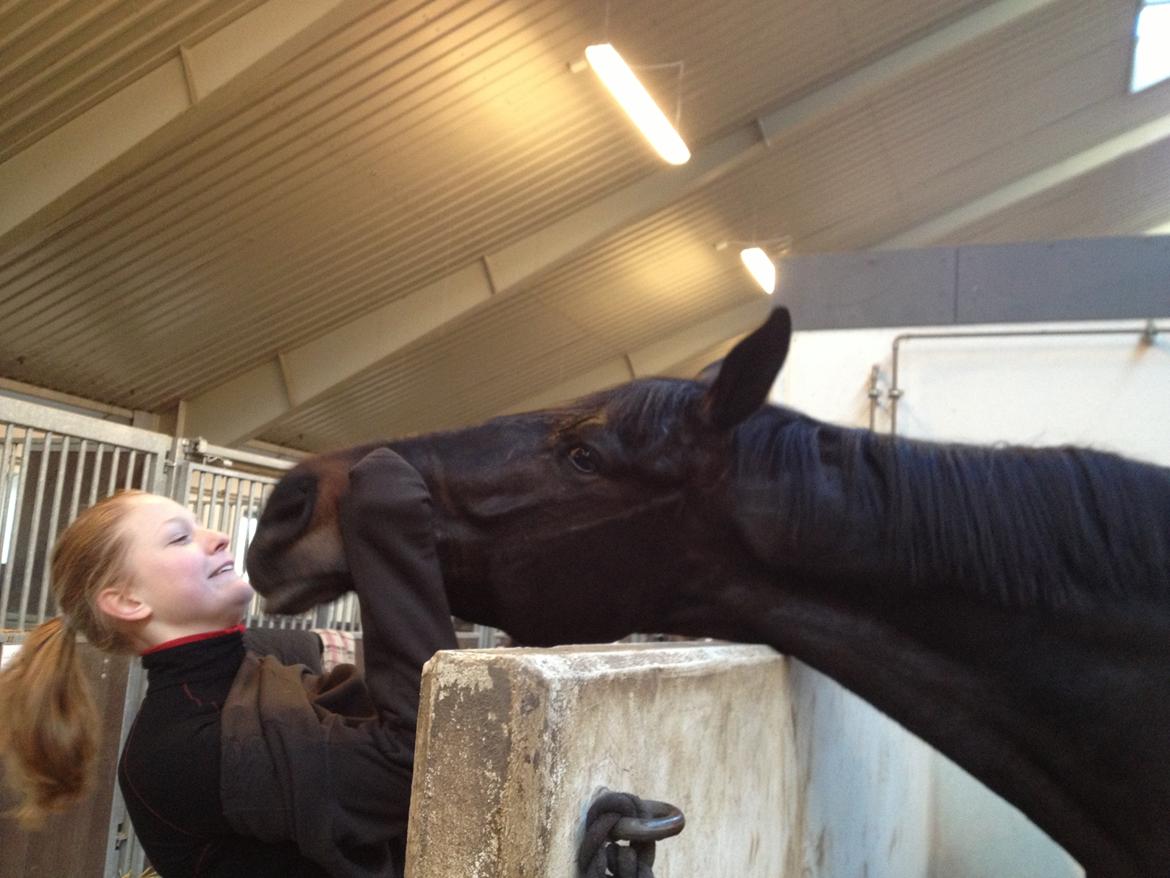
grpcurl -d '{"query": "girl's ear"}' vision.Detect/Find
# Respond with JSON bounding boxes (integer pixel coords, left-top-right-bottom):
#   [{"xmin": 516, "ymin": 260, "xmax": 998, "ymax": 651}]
[{"xmin": 96, "ymin": 587, "xmax": 151, "ymax": 623}]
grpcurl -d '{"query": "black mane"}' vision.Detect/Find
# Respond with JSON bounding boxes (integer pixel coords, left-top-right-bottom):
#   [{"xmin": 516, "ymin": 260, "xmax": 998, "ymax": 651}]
[
  {"xmin": 553, "ymin": 377, "xmax": 706, "ymax": 454},
  {"xmin": 734, "ymin": 405, "xmax": 1170, "ymax": 612},
  {"xmin": 545, "ymin": 375, "xmax": 1170, "ymax": 612}
]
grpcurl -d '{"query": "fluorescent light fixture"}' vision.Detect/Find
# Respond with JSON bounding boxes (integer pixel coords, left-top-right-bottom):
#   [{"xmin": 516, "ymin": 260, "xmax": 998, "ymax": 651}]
[
  {"xmin": 1131, "ymin": 1, "xmax": 1170, "ymax": 93},
  {"xmin": 585, "ymin": 43, "xmax": 690, "ymax": 165},
  {"xmin": 739, "ymin": 247, "xmax": 776, "ymax": 294}
]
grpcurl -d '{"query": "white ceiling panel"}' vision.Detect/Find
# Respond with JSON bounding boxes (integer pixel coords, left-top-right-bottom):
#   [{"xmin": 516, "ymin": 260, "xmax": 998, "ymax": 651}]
[{"xmin": 1, "ymin": 0, "xmax": 1168, "ymax": 450}]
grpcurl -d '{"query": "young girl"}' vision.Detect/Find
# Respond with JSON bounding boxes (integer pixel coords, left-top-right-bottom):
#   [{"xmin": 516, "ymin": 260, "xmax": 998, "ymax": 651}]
[{"xmin": 0, "ymin": 448, "xmax": 457, "ymax": 877}]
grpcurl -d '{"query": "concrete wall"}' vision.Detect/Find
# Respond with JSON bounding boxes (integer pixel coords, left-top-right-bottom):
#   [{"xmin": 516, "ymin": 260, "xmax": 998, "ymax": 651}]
[
  {"xmin": 405, "ymin": 643, "xmax": 932, "ymax": 877},
  {"xmin": 774, "ymin": 318, "xmax": 1169, "ymax": 878}
]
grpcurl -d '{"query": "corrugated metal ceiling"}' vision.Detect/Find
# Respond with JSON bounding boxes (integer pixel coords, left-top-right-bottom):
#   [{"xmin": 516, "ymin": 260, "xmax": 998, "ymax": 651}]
[{"xmin": 2, "ymin": 0, "xmax": 1168, "ymax": 451}]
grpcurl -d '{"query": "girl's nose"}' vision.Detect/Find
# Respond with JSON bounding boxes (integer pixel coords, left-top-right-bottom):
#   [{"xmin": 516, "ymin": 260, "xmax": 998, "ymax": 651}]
[{"xmin": 202, "ymin": 529, "xmax": 230, "ymax": 553}]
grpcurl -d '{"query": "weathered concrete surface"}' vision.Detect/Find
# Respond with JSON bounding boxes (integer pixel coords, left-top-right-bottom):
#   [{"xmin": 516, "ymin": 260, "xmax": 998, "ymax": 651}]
[{"xmin": 405, "ymin": 641, "xmax": 931, "ymax": 877}]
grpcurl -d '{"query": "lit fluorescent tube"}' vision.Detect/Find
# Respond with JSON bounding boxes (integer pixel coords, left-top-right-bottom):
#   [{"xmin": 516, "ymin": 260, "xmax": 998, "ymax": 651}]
[
  {"xmin": 585, "ymin": 43, "xmax": 690, "ymax": 165},
  {"xmin": 740, "ymin": 247, "xmax": 776, "ymax": 294}
]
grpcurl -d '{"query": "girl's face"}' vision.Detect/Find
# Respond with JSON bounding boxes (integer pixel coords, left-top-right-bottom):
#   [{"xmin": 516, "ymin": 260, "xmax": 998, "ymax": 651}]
[{"xmin": 119, "ymin": 495, "xmax": 254, "ymax": 636}]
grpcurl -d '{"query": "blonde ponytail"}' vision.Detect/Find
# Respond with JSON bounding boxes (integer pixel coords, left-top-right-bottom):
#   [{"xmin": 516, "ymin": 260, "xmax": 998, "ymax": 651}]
[
  {"xmin": 0, "ymin": 490, "xmax": 143, "ymax": 825},
  {"xmin": 0, "ymin": 616, "xmax": 97, "ymax": 824}
]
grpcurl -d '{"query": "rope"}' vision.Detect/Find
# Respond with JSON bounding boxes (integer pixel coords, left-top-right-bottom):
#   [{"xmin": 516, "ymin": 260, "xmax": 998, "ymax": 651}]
[{"xmin": 577, "ymin": 791, "xmax": 684, "ymax": 878}]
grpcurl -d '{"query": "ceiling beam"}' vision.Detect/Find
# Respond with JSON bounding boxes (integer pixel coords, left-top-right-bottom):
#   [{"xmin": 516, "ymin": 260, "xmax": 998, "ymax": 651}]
[
  {"xmin": 499, "ymin": 299, "xmax": 773, "ymax": 415},
  {"xmin": 0, "ymin": 0, "xmax": 381, "ymax": 245},
  {"xmin": 878, "ymin": 116, "xmax": 1170, "ymax": 249},
  {"xmin": 757, "ymin": 0, "xmax": 1058, "ymax": 145},
  {"xmin": 182, "ymin": 0, "xmax": 1057, "ymax": 446}
]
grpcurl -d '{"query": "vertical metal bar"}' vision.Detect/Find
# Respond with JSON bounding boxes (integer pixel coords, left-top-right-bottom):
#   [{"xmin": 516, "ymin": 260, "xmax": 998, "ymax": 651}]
[
  {"xmin": 108, "ymin": 656, "xmax": 148, "ymax": 878},
  {"xmin": 1, "ymin": 431, "xmax": 30, "ymax": 628},
  {"xmin": 0, "ymin": 423, "xmax": 15, "ymax": 578},
  {"xmin": 123, "ymin": 450, "xmax": 138, "ymax": 490},
  {"xmin": 215, "ymin": 475, "xmax": 228, "ymax": 537},
  {"xmin": 88, "ymin": 443, "xmax": 106, "ymax": 508},
  {"xmin": 229, "ymin": 477, "xmax": 246, "ymax": 561},
  {"xmin": 18, "ymin": 430, "xmax": 53, "ymax": 629},
  {"xmin": 0, "ymin": 424, "xmax": 14, "ymax": 550},
  {"xmin": 168, "ymin": 451, "xmax": 192, "ymax": 508},
  {"xmin": 210, "ymin": 473, "xmax": 220, "ymax": 530},
  {"xmin": 69, "ymin": 439, "xmax": 87, "ymax": 523},
  {"xmin": 242, "ymin": 478, "xmax": 260, "ymax": 628},
  {"xmin": 38, "ymin": 435, "xmax": 69, "ymax": 623},
  {"xmin": 139, "ymin": 451, "xmax": 156, "ymax": 493},
  {"xmin": 106, "ymin": 447, "xmax": 121, "ymax": 497},
  {"xmin": 191, "ymin": 468, "xmax": 206, "ymax": 522},
  {"xmin": 204, "ymin": 472, "xmax": 216, "ymax": 528},
  {"xmin": 346, "ymin": 592, "xmax": 362, "ymax": 632}
]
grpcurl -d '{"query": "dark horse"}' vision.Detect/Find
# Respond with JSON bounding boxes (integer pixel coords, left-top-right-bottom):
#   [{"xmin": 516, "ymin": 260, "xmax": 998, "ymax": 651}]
[{"xmin": 247, "ymin": 307, "xmax": 1170, "ymax": 878}]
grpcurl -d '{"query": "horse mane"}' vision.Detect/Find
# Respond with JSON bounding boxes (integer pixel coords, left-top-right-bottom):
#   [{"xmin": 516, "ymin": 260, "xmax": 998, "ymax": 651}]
[
  {"xmin": 553, "ymin": 378, "xmax": 707, "ymax": 457},
  {"xmin": 733, "ymin": 406, "xmax": 1170, "ymax": 612},
  {"xmin": 550, "ymin": 376, "xmax": 1170, "ymax": 611}
]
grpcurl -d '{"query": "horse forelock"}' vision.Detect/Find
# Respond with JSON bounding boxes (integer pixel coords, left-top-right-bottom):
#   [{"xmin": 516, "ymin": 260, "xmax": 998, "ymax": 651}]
[
  {"xmin": 551, "ymin": 378, "xmax": 704, "ymax": 450},
  {"xmin": 730, "ymin": 406, "xmax": 1170, "ymax": 612}
]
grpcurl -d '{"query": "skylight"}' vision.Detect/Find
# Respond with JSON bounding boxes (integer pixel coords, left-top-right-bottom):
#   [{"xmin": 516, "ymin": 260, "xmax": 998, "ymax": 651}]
[{"xmin": 1131, "ymin": 1, "xmax": 1170, "ymax": 93}]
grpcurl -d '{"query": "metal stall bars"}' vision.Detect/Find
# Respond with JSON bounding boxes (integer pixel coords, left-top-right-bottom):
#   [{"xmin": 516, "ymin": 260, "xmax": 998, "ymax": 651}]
[
  {"xmin": 0, "ymin": 397, "xmax": 170, "ymax": 632},
  {"xmin": 0, "ymin": 394, "xmax": 171, "ymax": 878}
]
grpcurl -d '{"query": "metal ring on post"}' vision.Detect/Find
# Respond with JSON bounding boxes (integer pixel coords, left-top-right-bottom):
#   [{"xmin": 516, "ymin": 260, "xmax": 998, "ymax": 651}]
[{"xmin": 611, "ymin": 800, "xmax": 686, "ymax": 842}]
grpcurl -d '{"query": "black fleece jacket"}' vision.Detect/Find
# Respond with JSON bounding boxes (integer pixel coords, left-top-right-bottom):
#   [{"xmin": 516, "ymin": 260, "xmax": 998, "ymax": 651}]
[{"xmin": 118, "ymin": 449, "xmax": 458, "ymax": 877}]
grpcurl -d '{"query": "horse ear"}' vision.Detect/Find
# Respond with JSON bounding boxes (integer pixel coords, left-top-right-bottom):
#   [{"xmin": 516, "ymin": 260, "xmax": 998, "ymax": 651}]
[
  {"xmin": 693, "ymin": 358, "xmax": 724, "ymax": 387},
  {"xmin": 700, "ymin": 307, "xmax": 792, "ymax": 430}
]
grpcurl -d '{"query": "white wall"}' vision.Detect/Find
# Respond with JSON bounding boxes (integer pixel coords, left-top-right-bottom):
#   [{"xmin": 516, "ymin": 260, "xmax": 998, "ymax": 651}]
[
  {"xmin": 788, "ymin": 661, "xmax": 933, "ymax": 878},
  {"xmin": 771, "ymin": 318, "xmax": 1170, "ymax": 878}
]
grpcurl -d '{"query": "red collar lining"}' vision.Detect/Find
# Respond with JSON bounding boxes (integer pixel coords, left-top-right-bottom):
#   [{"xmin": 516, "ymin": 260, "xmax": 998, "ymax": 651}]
[{"xmin": 141, "ymin": 624, "xmax": 245, "ymax": 656}]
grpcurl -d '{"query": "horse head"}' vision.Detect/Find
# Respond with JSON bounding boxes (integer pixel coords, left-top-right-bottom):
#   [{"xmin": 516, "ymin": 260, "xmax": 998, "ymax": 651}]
[{"xmin": 246, "ymin": 308, "xmax": 792, "ymax": 644}]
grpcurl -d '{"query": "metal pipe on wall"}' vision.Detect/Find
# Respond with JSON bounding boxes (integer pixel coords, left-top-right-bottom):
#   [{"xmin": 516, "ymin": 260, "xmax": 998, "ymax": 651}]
[{"xmin": 885, "ymin": 321, "xmax": 1164, "ymax": 435}]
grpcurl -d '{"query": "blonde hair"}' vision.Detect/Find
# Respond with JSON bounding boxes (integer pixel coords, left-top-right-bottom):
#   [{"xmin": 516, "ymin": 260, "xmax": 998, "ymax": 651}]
[{"xmin": 0, "ymin": 489, "xmax": 145, "ymax": 824}]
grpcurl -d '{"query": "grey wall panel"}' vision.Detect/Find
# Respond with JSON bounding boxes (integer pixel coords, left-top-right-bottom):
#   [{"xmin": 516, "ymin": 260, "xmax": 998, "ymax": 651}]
[
  {"xmin": 777, "ymin": 236, "xmax": 1170, "ymax": 330},
  {"xmin": 778, "ymin": 247, "xmax": 958, "ymax": 329},
  {"xmin": 956, "ymin": 236, "xmax": 1170, "ymax": 323}
]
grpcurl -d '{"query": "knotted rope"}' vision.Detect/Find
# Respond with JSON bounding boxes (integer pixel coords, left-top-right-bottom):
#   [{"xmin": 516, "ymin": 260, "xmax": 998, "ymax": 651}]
[{"xmin": 577, "ymin": 790, "xmax": 685, "ymax": 878}]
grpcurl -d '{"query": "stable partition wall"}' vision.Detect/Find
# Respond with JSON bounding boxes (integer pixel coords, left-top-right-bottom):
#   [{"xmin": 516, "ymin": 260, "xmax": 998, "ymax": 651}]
[
  {"xmin": 0, "ymin": 643, "xmax": 133, "ymax": 877},
  {"xmin": 405, "ymin": 643, "xmax": 932, "ymax": 877}
]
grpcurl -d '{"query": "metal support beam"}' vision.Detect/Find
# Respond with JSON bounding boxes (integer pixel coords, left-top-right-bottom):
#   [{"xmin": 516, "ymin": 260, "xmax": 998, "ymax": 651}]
[
  {"xmin": 879, "ymin": 114, "xmax": 1170, "ymax": 249},
  {"xmin": 0, "ymin": 0, "xmax": 377, "ymax": 244},
  {"xmin": 499, "ymin": 299, "xmax": 773, "ymax": 414},
  {"xmin": 757, "ymin": 0, "xmax": 1058, "ymax": 145},
  {"xmin": 182, "ymin": 0, "xmax": 1055, "ymax": 446}
]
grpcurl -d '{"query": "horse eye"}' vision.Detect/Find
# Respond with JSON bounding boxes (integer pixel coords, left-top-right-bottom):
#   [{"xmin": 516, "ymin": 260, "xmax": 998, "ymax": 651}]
[{"xmin": 567, "ymin": 444, "xmax": 600, "ymax": 474}]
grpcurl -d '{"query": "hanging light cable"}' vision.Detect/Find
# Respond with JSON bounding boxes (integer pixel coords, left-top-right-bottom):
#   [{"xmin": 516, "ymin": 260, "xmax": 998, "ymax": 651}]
[{"xmin": 585, "ymin": 43, "xmax": 690, "ymax": 165}]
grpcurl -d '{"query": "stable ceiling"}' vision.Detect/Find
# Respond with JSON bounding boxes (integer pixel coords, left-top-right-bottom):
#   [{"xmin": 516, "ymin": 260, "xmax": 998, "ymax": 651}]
[{"xmin": 2, "ymin": 0, "xmax": 1169, "ymax": 453}]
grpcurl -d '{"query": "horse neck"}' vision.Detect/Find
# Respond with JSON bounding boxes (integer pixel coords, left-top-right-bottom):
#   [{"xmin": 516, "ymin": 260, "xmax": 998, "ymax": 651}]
[
  {"xmin": 716, "ymin": 414, "xmax": 1170, "ymax": 876},
  {"xmin": 722, "ymin": 585, "xmax": 1170, "ymax": 878},
  {"xmin": 731, "ymin": 412, "xmax": 1170, "ymax": 610}
]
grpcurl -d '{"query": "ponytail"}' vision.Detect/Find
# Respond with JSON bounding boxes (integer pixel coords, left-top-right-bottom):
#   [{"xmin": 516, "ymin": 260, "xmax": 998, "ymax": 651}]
[
  {"xmin": 0, "ymin": 490, "xmax": 140, "ymax": 824},
  {"xmin": 0, "ymin": 616, "xmax": 99, "ymax": 825}
]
